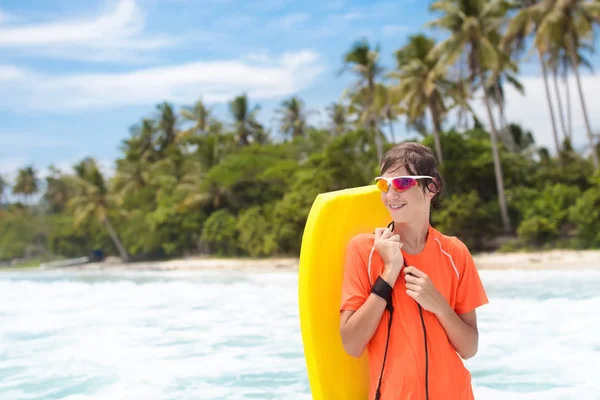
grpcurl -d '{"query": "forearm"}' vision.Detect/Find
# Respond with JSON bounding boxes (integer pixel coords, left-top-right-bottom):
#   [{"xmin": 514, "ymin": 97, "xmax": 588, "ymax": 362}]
[
  {"xmin": 340, "ymin": 293, "xmax": 388, "ymax": 357},
  {"xmin": 341, "ymin": 269, "xmax": 399, "ymax": 357},
  {"xmin": 435, "ymin": 304, "xmax": 479, "ymax": 359}
]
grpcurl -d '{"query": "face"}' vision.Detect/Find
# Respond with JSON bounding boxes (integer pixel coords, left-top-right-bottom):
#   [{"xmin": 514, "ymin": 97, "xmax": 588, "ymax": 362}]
[{"xmin": 376, "ymin": 165, "xmax": 436, "ymax": 223}]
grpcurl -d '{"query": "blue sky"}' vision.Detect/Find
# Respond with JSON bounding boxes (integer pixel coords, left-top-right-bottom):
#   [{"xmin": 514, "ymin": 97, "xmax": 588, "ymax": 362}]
[{"xmin": 1, "ymin": 0, "xmax": 599, "ymax": 182}]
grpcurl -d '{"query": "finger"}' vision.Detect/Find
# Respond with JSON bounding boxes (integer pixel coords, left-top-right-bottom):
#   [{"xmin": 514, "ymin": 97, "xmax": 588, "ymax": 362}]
[
  {"xmin": 375, "ymin": 227, "xmax": 391, "ymax": 241},
  {"xmin": 404, "ymin": 273, "xmax": 419, "ymax": 284},
  {"xmin": 405, "ymin": 283, "xmax": 420, "ymax": 292},
  {"xmin": 387, "ymin": 234, "xmax": 401, "ymax": 243},
  {"xmin": 380, "ymin": 227, "xmax": 392, "ymax": 240},
  {"xmin": 406, "ymin": 289, "xmax": 418, "ymax": 300},
  {"xmin": 404, "ymin": 266, "xmax": 426, "ymax": 278}
]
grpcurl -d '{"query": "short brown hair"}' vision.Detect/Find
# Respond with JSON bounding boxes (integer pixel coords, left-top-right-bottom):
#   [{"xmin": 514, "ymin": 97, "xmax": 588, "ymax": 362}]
[{"xmin": 379, "ymin": 142, "xmax": 444, "ymax": 209}]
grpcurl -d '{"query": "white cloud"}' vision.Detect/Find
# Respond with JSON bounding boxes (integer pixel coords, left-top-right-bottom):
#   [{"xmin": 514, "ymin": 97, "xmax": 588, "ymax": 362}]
[
  {"xmin": 0, "ymin": 49, "xmax": 324, "ymax": 112},
  {"xmin": 0, "ymin": 65, "xmax": 24, "ymax": 81},
  {"xmin": 470, "ymin": 74, "xmax": 600, "ymax": 155},
  {"xmin": 0, "ymin": 0, "xmax": 176, "ymax": 63}
]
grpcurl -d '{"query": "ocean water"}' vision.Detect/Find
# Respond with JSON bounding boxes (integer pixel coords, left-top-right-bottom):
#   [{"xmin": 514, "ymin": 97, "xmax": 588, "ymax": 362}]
[{"xmin": 0, "ymin": 268, "xmax": 599, "ymax": 400}]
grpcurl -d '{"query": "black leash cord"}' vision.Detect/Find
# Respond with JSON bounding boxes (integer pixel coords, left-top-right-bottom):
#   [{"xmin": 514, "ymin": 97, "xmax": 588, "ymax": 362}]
[
  {"xmin": 418, "ymin": 304, "xmax": 429, "ymax": 400},
  {"xmin": 374, "ymin": 299, "xmax": 393, "ymax": 400},
  {"xmin": 374, "ymin": 221, "xmax": 429, "ymax": 400}
]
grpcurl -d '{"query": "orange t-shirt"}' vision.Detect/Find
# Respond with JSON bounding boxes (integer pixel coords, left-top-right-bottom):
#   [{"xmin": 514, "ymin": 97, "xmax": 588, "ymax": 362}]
[{"xmin": 340, "ymin": 224, "xmax": 489, "ymax": 400}]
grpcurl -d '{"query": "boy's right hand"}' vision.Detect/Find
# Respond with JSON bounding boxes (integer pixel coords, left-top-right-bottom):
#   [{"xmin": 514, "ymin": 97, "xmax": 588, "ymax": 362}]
[{"xmin": 374, "ymin": 227, "xmax": 404, "ymax": 283}]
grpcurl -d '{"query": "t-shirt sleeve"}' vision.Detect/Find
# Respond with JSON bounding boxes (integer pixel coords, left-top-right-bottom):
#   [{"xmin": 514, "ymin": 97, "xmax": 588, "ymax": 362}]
[
  {"xmin": 454, "ymin": 241, "xmax": 489, "ymax": 315},
  {"xmin": 340, "ymin": 237, "xmax": 371, "ymax": 312}
]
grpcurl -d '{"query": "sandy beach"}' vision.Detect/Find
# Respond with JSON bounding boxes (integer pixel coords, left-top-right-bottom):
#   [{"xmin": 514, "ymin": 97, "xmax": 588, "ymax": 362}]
[{"xmin": 44, "ymin": 249, "xmax": 600, "ymax": 272}]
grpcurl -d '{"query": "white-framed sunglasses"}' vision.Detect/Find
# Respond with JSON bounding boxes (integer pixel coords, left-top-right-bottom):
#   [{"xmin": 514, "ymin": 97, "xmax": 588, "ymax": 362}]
[{"xmin": 374, "ymin": 175, "xmax": 433, "ymax": 192}]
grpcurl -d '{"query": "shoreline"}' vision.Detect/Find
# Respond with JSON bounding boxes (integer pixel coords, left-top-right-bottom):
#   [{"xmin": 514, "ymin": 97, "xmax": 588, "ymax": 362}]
[{"xmin": 33, "ymin": 248, "xmax": 600, "ymax": 272}]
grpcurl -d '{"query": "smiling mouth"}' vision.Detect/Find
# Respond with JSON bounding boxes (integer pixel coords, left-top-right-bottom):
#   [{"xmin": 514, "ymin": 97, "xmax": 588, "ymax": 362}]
[{"xmin": 389, "ymin": 204, "xmax": 406, "ymax": 210}]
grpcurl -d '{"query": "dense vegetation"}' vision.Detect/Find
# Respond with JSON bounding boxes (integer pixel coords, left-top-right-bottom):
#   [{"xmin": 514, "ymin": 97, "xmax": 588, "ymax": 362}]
[{"xmin": 1, "ymin": 0, "xmax": 600, "ymax": 264}]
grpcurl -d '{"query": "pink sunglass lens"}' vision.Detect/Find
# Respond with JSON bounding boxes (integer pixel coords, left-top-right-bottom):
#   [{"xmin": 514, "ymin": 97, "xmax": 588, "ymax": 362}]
[{"xmin": 392, "ymin": 177, "xmax": 416, "ymax": 191}]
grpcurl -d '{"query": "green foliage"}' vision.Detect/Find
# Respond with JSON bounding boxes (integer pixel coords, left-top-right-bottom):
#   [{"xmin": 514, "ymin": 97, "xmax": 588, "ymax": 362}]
[
  {"xmin": 201, "ymin": 144, "xmax": 295, "ymax": 211},
  {"xmin": 2, "ymin": 82, "xmax": 599, "ymax": 263},
  {"xmin": 532, "ymin": 155, "xmax": 593, "ymax": 191},
  {"xmin": 517, "ymin": 216, "xmax": 558, "ymax": 246},
  {"xmin": 236, "ymin": 206, "xmax": 278, "ymax": 257},
  {"xmin": 431, "ymin": 190, "xmax": 495, "ymax": 249},
  {"xmin": 515, "ymin": 184, "xmax": 581, "ymax": 245},
  {"xmin": 201, "ymin": 209, "xmax": 240, "ymax": 256},
  {"xmin": 0, "ymin": 209, "xmax": 37, "ymax": 259},
  {"xmin": 3, "ymin": 0, "xmax": 600, "ymax": 264},
  {"xmin": 568, "ymin": 172, "xmax": 600, "ymax": 247},
  {"xmin": 269, "ymin": 129, "xmax": 378, "ymax": 254}
]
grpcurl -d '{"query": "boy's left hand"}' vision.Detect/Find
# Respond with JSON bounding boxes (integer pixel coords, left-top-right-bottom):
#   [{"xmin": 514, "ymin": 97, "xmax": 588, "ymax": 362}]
[{"xmin": 403, "ymin": 266, "xmax": 449, "ymax": 316}]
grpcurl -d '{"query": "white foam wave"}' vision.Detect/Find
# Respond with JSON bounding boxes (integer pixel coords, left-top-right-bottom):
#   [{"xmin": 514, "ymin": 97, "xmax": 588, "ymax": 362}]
[{"xmin": 0, "ymin": 269, "xmax": 598, "ymax": 399}]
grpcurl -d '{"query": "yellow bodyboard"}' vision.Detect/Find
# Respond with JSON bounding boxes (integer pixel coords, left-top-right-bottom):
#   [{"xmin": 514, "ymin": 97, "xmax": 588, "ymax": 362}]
[{"xmin": 298, "ymin": 185, "xmax": 391, "ymax": 399}]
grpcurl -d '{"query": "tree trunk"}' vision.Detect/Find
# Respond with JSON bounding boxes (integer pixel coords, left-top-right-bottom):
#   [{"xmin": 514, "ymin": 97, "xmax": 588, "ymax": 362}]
[
  {"xmin": 567, "ymin": 34, "xmax": 599, "ymax": 170},
  {"xmin": 428, "ymin": 98, "xmax": 444, "ymax": 166},
  {"xmin": 457, "ymin": 57, "xmax": 466, "ymax": 130},
  {"xmin": 368, "ymin": 79, "xmax": 383, "ymax": 161},
  {"xmin": 104, "ymin": 218, "xmax": 130, "ymax": 262},
  {"xmin": 564, "ymin": 75, "xmax": 572, "ymax": 140},
  {"xmin": 499, "ymin": 105, "xmax": 514, "ymax": 152},
  {"xmin": 495, "ymin": 81, "xmax": 516, "ymax": 152},
  {"xmin": 552, "ymin": 68, "xmax": 569, "ymax": 144},
  {"xmin": 388, "ymin": 118, "xmax": 396, "ymax": 143},
  {"xmin": 370, "ymin": 118, "xmax": 382, "ymax": 161},
  {"xmin": 539, "ymin": 51, "xmax": 561, "ymax": 155},
  {"xmin": 480, "ymin": 70, "xmax": 511, "ymax": 234}
]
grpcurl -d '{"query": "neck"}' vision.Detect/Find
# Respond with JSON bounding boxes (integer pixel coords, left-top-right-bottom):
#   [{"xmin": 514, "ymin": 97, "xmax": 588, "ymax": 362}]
[{"xmin": 393, "ymin": 219, "xmax": 430, "ymax": 255}]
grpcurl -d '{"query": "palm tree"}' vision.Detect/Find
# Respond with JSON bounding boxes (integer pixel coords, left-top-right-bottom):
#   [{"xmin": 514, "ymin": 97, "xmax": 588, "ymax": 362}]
[
  {"xmin": 503, "ymin": 0, "xmax": 562, "ymax": 156},
  {"xmin": 173, "ymin": 123, "xmax": 237, "ymax": 212},
  {"xmin": 111, "ymin": 157, "xmax": 151, "ymax": 202},
  {"xmin": 123, "ymin": 118, "xmax": 158, "ymax": 163},
  {"xmin": 43, "ymin": 165, "xmax": 72, "ymax": 213},
  {"xmin": 537, "ymin": 0, "xmax": 600, "ymax": 170},
  {"xmin": 12, "ymin": 166, "xmax": 39, "ymax": 205},
  {"xmin": 179, "ymin": 98, "xmax": 213, "ymax": 140},
  {"xmin": 428, "ymin": 0, "xmax": 513, "ymax": 233},
  {"xmin": 546, "ymin": 39, "xmax": 593, "ymax": 143},
  {"xmin": 229, "ymin": 93, "xmax": 264, "ymax": 145},
  {"xmin": 484, "ymin": 30, "xmax": 525, "ymax": 153},
  {"xmin": 345, "ymin": 84, "xmax": 400, "ymax": 147},
  {"xmin": 325, "ymin": 102, "xmax": 349, "ymax": 136},
  {"xmin": 155, "ymin": 102, "xmax": 178, "ymax": 154},
  {"xmin": 175, "ymin": 157, "xmax": 224, "ymax": 211},
  {"xmin": 379, "ymin": 89, "xmax": 400, "ymax": 143},
  {"xmin": 389, "ymin": 33, "xmax": 453, "ymax": 166},
  {"xmin": 68, "ymin": 157, "xmax": 130, "ymax": 262},
  {"xmin": 276, "ymin": 96, "xmax": 315, "ymax": 139},
  {"xmin": 339, "ymin": 37, "xmax": 385, "ymax": 159},
  {"xmin": 547, "ymin": 42, "xmax": 570, "ymax": 142}
]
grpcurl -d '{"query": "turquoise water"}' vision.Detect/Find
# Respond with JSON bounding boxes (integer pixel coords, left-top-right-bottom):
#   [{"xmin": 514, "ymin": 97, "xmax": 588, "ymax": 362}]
[{"xmin": 0, "ymin": 268, "xmax": 599, "ymax": 400}]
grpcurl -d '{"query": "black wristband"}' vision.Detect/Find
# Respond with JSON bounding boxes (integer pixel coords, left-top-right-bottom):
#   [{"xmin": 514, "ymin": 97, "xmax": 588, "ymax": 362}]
[{"xmin": 371, "ymin": 276, "xmax": 393, "ymax": 302}]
